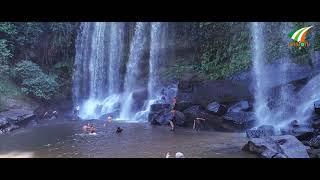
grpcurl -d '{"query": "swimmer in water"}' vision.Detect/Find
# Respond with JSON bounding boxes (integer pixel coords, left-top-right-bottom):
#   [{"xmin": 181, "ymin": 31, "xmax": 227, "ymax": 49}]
[
  {"xmin": 82, "ymin": 123, "xmax": 90, "ymax": 133},
  {"xmin": 104, "ymin": 116, "xmax": 112, "ymax": 127},
  {"xmin": 116, "ymin": 127, "xmax": 123, "ymax": 134},
  {"xmin": 108, "ymin": 116, "xmax": 112, "ymax": 122},
  {"xmin": 89, "ymin": 124, "xmax": 96, "ymax": 134}
]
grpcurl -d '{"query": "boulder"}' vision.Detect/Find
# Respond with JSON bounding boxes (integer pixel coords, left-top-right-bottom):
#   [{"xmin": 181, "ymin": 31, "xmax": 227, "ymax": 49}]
[
  {"xmin": 176, "ymin": 80, "xmax": 252, "ymax": 108},
  {"xmin": 131, "ymin": 88, "xmax": 148, "ymax": 111},
  {"xmin": 309, "ymin": 135, "xmax": 320, "ymax": 149},
  {"xmin": 258, "ymin": 125, "xmax": 276, "ymax": 134},
  {"xmin": 158, "ymin": 111, "xmax": 185, "ymax": 126},
  {"xmin": 315, "ymin": 100, "xmax": 320, "ymax": 115},
  {"xmin": 175, "ymin": 102, "xmax": 194, "ymax": 112},
  {"xmin": 150, "ymin": 104, "xmax": 171, "ymax": 112},
  {"xmin": 148, "ymin": 103, "xmax": 171, "ymax": 125},
  {"xmin": 157, "ymin": 112, "xmax": 172, "ymax": 125},
  {"xmin": 0, "ymin": 108, "xmax": 36, "ymax": 128},
  {"xmin": 273, "ymin": 135, "xmax": 310, "ymax": 158},
  {"xmin": 280, "ymin": 124, "xmax": 314, "ymax": 141},
  {"xmin": 227, "ymin": 100, "xmax": 250, "ymax": 113},
  {"xmin": 7, "ymin": 124, "xmax": 20, "ymax": 132},
  {"xmin": 0, "ymin": 106, "xmax": 37, "ymax": 135},
  {"xmin": 148, "ymin": 103, "xmax": 179, "ymax": 126},
  {"xmin": 223, "ymin": 112, "xmax": 256, "ymax": 130},
  {"xmin": 183, "ymin": 105, "xmax": 209, "ymax": 125},
  {"xmin": 243, "ymin": 135, "xmax": 310, "ymax": 158},
  {"xmin": 307, "ymin": 148, "xmax": 320, "ymax": 158},
  {"xmin": 242, "ymin": 137, "xmax": 284, "ymax": 158},
  {"xmin": 246, "ymin": 130, "xmax": 265, "ymax": 138},
  {"xmin": 207, "ymin": 102, "xmax": 227, "ymax": 116},
  {"xmin": 182, "ymin": 105, "xmax": 224, "ymax": 129},
  {"xmin": 149, "ymin": 115, "xmax": 160, "ymax": 125},
  {"xmin": 148, "ymin": 111, "xmax": 162, "ymax": 125},
  {"xmin": 173, "ymin": 111, "xmax": 186, "ymax": 126},
  {"xmin": 15, "ymin": 114, "xmax": 36, "ymax": 125},
  {"xmin": 0, "ymin": 109, "xmax": 34, "ymax": 122},
  {"xmin": 0, "ymin": 97, "xmax": 38, "ymax": 134},
  {"xmin": 290, "ymin": 120, "xmax": 299, "ymax": 127},
  {"xmin": 312, "ymin": 119, "xmax": 320, "ymax": 129},
  {"xmin": 246, "ymin": 125, "xmax": 275, "ymax": 138},
  {"xmin": 0, "ymin": 117, "xmax": 9, "ymax": 129}
]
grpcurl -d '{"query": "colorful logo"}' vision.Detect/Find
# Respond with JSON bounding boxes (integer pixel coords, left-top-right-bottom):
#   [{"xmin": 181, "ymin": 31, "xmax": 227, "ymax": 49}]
[{"xmin": 288, "ymin": 26, "xmax": 313, "ymax": 48}]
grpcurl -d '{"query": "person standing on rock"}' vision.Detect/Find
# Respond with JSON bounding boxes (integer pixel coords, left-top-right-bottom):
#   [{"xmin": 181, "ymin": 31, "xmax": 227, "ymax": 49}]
[
  {"xmin": 161, "ymin": 95, "xmax": 166, "ymax": 103},
  {"xmin": 168, "ymin": 97, "xmax": 178, "ymax": 131},
  {"xmin": 172, "ymin": 97, "xmax": 177, "ymax": 107},
  {"xmin": 193, "ymin": 117, "xmax": 206, "ymax": 131},
  {"xmin": 73, "ymin": 105, "xmax": 80, "ymax": 120},
  {"xmin": 165, "ymin": 152, "xmax": 170, "ymax": 158},
  {"xmin": 43, "ymin": 111, "xmax": 49, "ymax": 120},
  {"xmin": 74, "ymin": 105, "xmax": 80, "ymax": 115},
  {"xmin": 52, "ymin": 111, "xmax": 58, "ymax": 119},
  {"xmin": 169, "ymin": 109, "xmax": 177, "ymax": 131}
]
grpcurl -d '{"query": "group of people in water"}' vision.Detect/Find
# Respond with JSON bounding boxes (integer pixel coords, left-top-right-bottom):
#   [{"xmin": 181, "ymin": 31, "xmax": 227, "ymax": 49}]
[
  {"xmin": 81, "ymin": 115, "xmax": 123, "ymax": 135},
  {"xmin": 82, "ymin": 123, "xmax": 96, "ymax": 134}
]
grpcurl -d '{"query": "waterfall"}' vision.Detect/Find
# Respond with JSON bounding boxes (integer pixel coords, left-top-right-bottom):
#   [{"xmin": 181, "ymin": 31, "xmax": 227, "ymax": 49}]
[
  {"xmin": 73, "ymin": 22, "xmax": 173, "ymax": 121},
  {"xmin": 148, "ymin": 22, "xmax": 166, "ymax": 98},
  {"xmin": 133, "ymin": 22, "xmax": 169, "ymax": 121},
  {"xmin": 273, "ymin": 22, "xmax": 296, "ymax": 124},
  {"xmin": 108, "ymin": 22, "xmax": 125, "ymax": 95},
  {"xmin": 251, "ymin": 22, "xmax": 270, "ymax": 126},
  {"xmin": 119, "ymin": 22, "xmax": 149, "ymax": 120},
  {"xmin": 88, "ymin": 22, "xmax": 109, "ymax": 99},
  {"xmin": 252, "ymin": 22, "xmax": 302, "ymax": 127},
  {"xmin": 73, "ymin": 22, "xmax": 124, "ymax": 119},
  {"xmin": 295, "ymin": 74, "xmax": 320, "ymax": 123},
  {"xmin": 252, "ymin": 22, "xmax": 318, "ymax": 129},
  {"xmin": 73, "ymin": 23, "xmax": 92, "ymax": 106}
]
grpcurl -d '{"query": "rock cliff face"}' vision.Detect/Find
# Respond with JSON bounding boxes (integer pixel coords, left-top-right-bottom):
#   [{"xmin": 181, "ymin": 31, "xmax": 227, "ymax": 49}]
[
  {"xmin": 0, "ymin": 98, "xmax": 38, "ymax": 135},
  {"xmin": 242, "ymin": 135, "xmax": 310, "ymax": 158}
]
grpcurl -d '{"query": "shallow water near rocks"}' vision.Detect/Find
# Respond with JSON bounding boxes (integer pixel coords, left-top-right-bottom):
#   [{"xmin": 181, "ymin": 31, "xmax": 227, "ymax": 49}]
[{"xmin": 0, "ymin": 120, "xmax": 256, "ymax": 158}]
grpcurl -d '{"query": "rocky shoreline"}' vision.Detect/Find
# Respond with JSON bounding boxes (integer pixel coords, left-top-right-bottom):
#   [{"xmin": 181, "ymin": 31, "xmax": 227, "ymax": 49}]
[
  {"xmin": 0, "ymin": 97, "xmax": 73, "ymax": 135},
  {"xmin": 147, "ymin": 71, "xmax": 320, "ymax": 158},
  {"xmin": 0, "ymin": 98, "xmax": 37, "ymax": 135}
]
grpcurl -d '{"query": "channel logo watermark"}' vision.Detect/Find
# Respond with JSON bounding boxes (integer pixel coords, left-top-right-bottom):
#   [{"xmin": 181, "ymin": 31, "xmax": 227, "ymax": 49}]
[{"xmin": 288, "ymin": 26, "xmax": 313, "ymax": 48}]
